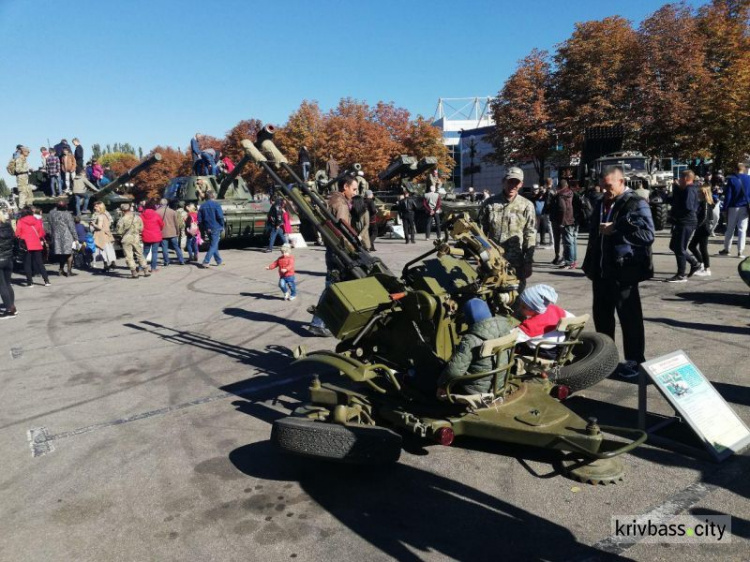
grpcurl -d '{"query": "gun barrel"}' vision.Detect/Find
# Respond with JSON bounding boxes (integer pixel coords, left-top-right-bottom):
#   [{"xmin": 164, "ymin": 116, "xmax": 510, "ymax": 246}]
[
  {"xmin": 93, "ymin": 153, "xmax": 162, "ymax": 200},
  {"xmin": 218, "ymin": 142, "xmax": 256, "ymax": 197}
]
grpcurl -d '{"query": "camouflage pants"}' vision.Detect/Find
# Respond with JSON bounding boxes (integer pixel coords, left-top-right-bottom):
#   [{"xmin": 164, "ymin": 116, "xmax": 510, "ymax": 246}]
[
  {"xmin": 122, "ymin": 239, "xmax": 147, "ymax": 271},
  {"xmin": 17, "ymin": 175, "xmax": 34, "ymax": 209}
]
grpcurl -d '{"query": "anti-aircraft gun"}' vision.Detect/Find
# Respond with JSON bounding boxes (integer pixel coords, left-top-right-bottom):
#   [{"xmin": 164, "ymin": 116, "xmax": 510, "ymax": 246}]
[{"xmin": 242, "ymin": 126, "xmax": 646, "ymax": 485}]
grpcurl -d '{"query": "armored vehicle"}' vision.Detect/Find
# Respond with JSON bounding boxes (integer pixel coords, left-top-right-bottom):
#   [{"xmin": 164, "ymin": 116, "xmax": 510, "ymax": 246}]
[
  {"xmin": 238, "ymin": 132, "xmax": 646, "ymax": 485},
  {"xmin": 591, "ymin": 151, "xmax": 671, "ymax": 230},
  {"xmin": 31, "ymin": 153, "xmax": 162, "ymax": 233},
  {"xmin": 163, "ymin": 137, "xmax": 299, "ymax": 243}
]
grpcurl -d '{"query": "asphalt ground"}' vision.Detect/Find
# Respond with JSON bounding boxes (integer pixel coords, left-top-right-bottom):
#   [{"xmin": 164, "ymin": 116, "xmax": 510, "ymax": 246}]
[{"xmin": 0, "ymin": 229, "xmax": 748, "ymax": 562}]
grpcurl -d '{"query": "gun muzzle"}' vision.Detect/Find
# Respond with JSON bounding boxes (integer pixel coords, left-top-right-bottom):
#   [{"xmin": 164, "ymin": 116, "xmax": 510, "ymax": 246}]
[{"xmin": 241, "ymin": 139, "xmax": 267, "ymax": 163}]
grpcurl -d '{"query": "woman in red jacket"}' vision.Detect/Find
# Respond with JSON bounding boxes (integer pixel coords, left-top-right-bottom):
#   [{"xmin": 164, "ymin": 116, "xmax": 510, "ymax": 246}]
[
  {"xmin": 15, "ymin": 207, "xmax": 50, "ymax": 286},
  {"xmin": 140, "ymin": 199, "xmax": 164, "ymax": 273}
]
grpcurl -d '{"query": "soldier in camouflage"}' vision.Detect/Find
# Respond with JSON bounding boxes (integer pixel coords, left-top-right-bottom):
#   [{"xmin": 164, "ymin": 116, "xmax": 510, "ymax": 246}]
[
  {"xmin": 116, "ymin": 203, "xmax": 150, "ymax": 279},
  {"xmin": 479, "ymin": 166, "xmax": 536, "ymax": 288},
  {"xmin": 14, "ymin": 147, "xmax": 33, "ymax": 209}
]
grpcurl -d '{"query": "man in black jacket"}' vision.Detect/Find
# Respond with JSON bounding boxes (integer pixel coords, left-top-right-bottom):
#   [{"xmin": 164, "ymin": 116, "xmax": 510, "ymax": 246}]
[
  {"xmin": 397, "ymin": 190, "xmax": 417, "ymax": 244},
  {"xmin": 666, "ymin": 170, "xmax": 701, "ymax": 282},
  {"xmin": 72, "ymin": 138, "xmax": 84, "ymax": 174},
  {"xmin": 582, "ymin": 166, "xmax": 655, "ymax": 378}
]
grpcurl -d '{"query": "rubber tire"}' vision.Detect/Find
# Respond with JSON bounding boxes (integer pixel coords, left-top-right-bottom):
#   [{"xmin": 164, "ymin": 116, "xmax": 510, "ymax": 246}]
[
  {"xmin": 271, "ymin": 416, "xmax": 402, "ymax": 465},
  {"xmin": 651, "ymin": 202, "xmax": 667, "ymax": 231},
  {"xmin": 556, "ymin": 332, "xmax": 620, "ymax": 393}
]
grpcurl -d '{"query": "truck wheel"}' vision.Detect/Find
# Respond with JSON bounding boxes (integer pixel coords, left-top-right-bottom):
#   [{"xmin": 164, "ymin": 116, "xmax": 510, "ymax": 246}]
[
  {"xmin": 651, "ymin": 203, "xmax": 667, "ymax": 231},
  {"xmin": 556, "ymin": 333, "xmax": 619, "ymax": 392},
  {"xmin": 272, "ymin": 416, "xmax": 402, "ymax": 465}
]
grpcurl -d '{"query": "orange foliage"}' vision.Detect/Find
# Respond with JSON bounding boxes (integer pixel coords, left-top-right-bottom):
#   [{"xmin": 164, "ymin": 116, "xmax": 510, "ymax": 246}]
[{"xmin": 134, "ymin": 146, "xmax": 190, "ymax": 200}]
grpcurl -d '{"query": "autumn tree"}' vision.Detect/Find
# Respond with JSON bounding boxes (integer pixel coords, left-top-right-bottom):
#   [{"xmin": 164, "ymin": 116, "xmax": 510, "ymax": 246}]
[
  {"xmin": 221, "ymin": 118, "xmax": 265, "ymax": 190},
  {"xmin": 133, "ymin": 146, "xmax": 190, "ymax": 200},
  {"xmin": 402, "ymin": 116, "xmax": 453, "ymax": 176},
  {"xmin": 552, "ymin": 16, "xmax": 640, "ymax": 151},
  {"xmin": 98, "ymin": 152, "xmax": 139, "ymax": 177},
  {"xmin": 275, "ymin": 101, "xmax": 325, "ymax": 170},
  {"xmin": 635, "ymin": 3, "xmax": 711, "ymax": 159},
  {"xmin": 697, "ymin": 0, "xmax": 750, "ymax": 167},
  {"xmin": 487, "ymin": 49, "xmax": 555, "ymax": 181}
]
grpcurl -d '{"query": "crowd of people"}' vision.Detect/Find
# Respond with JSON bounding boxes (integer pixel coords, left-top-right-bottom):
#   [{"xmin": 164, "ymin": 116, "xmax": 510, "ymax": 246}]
[
  {"xmin": 8, "ymin": 140, "xmax": 117, "ymax": 216},
  {"xmin": 0, "ymin": 186, "xmax": 229, "ymax": 318}
]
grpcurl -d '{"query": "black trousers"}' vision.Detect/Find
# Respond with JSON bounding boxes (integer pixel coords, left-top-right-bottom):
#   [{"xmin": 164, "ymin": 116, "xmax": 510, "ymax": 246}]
[
  {"xmin": 0, "ymin": 264, "xmax": 14, "ymax": 310},
  {"xmin": 24, "ymin": 250, "xmax": 49, "ymax": 284},
  {"xmin": 368, "ymin": 223, "xmax": 378, "ymax": 250},
  {"xmin": 402, "ymin": 215, "xmax": 416, "ymax": 243},
  {"xmin": 669, "ymin": 223, "xmax": 698, "ymax": 275},
  {"xmin": 425, "ymin": 212, "xmax": 441, "ymax": 239},
  {"xmin": 592, "ymin": 277, "xmax": 645, "ymax": 363},
  {"xmin": 688, "ymin": 228, "xmax": 710, "ymax": 268}
]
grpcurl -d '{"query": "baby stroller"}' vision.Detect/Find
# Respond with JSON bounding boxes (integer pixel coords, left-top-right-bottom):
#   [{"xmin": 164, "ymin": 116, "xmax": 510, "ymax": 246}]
[{"xmin": 73, "ymin": 232, "xmax": 95, "ymax": 271}]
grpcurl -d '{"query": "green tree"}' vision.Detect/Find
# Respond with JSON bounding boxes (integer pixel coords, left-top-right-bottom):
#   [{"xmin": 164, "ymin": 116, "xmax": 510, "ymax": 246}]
[
  {"xmin": 91, "ymin": 143, "xmax": 102, "ymax": 160},
  {"xmin": 487, "ymin": 49, "xmax": 555, "ymax": 181}
]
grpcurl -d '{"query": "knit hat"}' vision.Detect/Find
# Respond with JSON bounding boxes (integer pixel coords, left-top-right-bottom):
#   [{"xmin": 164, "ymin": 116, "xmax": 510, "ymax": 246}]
[
  {"xmin": 463, "ymin": 298, "xmax": 491, "ymax": 325},
  {"xmin": 520, "ymin": 284, "xmax": 558, "ymax": 314}
]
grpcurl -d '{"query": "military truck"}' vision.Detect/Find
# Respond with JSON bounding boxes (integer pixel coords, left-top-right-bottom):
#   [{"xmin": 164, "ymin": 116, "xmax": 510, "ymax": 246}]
[
  {"xmin": 590, "ymin": 151, "xmax": 671, "ymax": 230},
  {"xmin": 163, "ymin": 137, "xmax": 300, "ymax": 244}
]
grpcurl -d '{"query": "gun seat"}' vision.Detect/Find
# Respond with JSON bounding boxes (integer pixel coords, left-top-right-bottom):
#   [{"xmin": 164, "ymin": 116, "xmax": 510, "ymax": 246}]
[
  {"xmin": 522, "ymin": 314, "xmax": 590, "ymax": 369},
  {"xmin": 444, "ymin": 330, "xmax": 518, "ymax": 409}
]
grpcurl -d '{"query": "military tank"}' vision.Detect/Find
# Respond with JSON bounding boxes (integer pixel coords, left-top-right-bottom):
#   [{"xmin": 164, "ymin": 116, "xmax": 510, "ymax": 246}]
[
  {"xmin": 163, "ymin": 135, "xmax": 299, "ymax": 243},
  {"xmin": 31, "ymin": 153, "xmax": 163, "ymax": 230}
]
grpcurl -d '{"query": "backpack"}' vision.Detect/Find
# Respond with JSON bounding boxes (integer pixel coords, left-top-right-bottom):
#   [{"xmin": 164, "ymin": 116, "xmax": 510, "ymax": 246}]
[
  {"xmin": 6, "ymin": 158, "xmax": 16, "ymax": 176},
  {"xmin": 573, "ymin": 192, "xmax": 593, "ymax": 225}
]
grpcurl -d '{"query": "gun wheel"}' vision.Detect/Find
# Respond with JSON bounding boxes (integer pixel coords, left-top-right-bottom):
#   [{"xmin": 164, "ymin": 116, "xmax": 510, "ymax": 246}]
[{"xmin": 561, "ymin": 456, "xmax": 625, "ymax": 485}]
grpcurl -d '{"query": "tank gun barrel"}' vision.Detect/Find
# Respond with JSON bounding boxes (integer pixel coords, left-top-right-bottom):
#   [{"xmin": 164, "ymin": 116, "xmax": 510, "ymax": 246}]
[{"xmin": 92, "ymin": 153, "xmax": 162, "ymax": 200}]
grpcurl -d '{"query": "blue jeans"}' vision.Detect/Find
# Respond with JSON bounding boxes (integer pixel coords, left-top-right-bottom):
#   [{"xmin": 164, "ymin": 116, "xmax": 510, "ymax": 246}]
[
  {"xmin": 160, "ymin": 237, "xmax": 184, "ymax": 265},
  {"xmin": 143, "ymin": 242, "xmax": 160, "ymax": 271},
  {"xmin": 203, "ymin": 229, "xmax": 222, "ymax": 265},
  {"xmin": 186, "ymin": 236, "xmax": 199, "ymax": 260},
  {"xmin": 268, "ymin": 226, "xmax": 288, "ymax": 250},
  {"xmin": 302, "ymin": 162, "xmax": 311, "ymax": 182},
  {"xmin": 562, "ymin": 226, "xmax": 577, "ymax": 263},
  {"xmin": 75, "ymin": 193, "xmax": 90, "ymax": 216},
  {"xmin": 50, "ymin": 175, "xmax": 62, "ymax": 196},
  {"xmin": 279, "ymin": 275, "xmax": 297, "ymax": 297}
]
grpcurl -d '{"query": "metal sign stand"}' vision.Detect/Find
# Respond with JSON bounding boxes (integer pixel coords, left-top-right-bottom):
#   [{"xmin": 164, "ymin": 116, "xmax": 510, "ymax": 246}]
[{"xmin": 637, "ymin": 351, "xmax": 750, "ymax": 463}]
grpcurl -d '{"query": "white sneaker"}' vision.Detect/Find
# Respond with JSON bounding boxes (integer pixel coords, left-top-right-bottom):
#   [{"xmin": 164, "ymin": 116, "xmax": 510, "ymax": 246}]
[
  {"xmin": 289, "ymin": 296, "xmax": 296, "ymax": 301},
  {"xmin": 739, "ymin": 254, "xmax": 747, "ymax": 259},
  {"xmin": 693, "ymin": 268, "xmax": 710, "ymax": 277},
  {"xmin": 283, "ymin": 292, "xmax": 290, "ymax": 301}
]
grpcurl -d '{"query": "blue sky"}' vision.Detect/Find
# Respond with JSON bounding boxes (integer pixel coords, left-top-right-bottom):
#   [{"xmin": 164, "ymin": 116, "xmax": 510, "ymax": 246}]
[{"xmin": 0, "ymin": 0, "xmax": 702, "ymax": 184}]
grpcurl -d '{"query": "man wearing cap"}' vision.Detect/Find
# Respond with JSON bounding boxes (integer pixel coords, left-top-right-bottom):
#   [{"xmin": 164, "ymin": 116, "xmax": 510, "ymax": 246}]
[
  {"xmin": 479, "ymin": 166, "xmax": 536, "ymax": 287},
  {"xmin": 116, "ymin": 203, "xmax": 150, "ymax": 279},
  {"xmin": 13, "ymin": 147, "xmax": 33, "ymax": 209}
]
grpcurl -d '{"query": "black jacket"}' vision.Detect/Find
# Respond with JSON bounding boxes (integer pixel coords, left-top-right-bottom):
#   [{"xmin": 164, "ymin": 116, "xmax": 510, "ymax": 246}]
[
  {"xmin": 398, "ymin": 196, "xmax": 417, "ymax": 217},
  {"xmin": 582, "ymin": 191, "xmax": 655, "ymax": 284},
  {"xmin": 0, "ymin": 222, "xmax": 14, "ymax": 268}
]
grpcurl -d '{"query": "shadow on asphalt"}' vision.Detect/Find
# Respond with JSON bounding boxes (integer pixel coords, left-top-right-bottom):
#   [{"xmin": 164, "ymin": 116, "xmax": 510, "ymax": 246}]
[
  {"xmin": 238, "ymin": 291, "xmax": 283, "ymax": 301},
  {"xmin": 672, "ymin": 291, "xmax": 750, "ymax": 308},
  {"xmin": 644, "ymin": 316, "xmax": 750, "ymax": 335},
  {"xmin": 223, "ymin": 307, "xmax": 311, "ymax": 338},
  {"xmin": 229, "ymin": 440, "xmax": 630, "ymax": 562}
]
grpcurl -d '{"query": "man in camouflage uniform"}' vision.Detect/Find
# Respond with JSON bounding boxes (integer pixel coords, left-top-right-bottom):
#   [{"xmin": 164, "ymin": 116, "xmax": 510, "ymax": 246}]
[
  {"xmin": 14, "ymin": 147, "xmax": 33, "ymax": 209},
  {"xmin": 479, "ymin": 166, "xmax": 536, "ymax": 288},
  {"xmin": 116, "ymin": 203, "xmax": 150, "ymax": 279}
]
